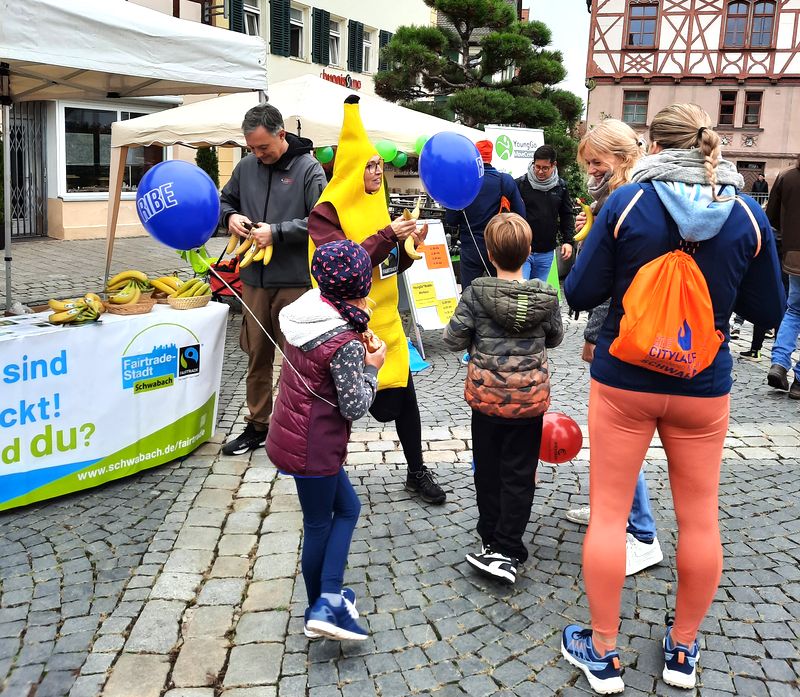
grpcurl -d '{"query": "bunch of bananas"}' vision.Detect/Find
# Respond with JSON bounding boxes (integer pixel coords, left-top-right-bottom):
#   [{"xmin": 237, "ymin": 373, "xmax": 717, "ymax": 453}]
[
  {"xmin": 106, "ymin": 270, "xmax": 153, "ymax": 305},
  {"xmin": 48, "ymin": 293, "xmax": 105, "ymax": 325},
  {"xmin": 150, "ymin": 276, "xmax": 183, "ymax": 299},
  {"xmin": 172, "ymin": 278, "xmax": 211, "ymax": 298},
  {"xmin": 402, "ymin": 199, "xmax": 425, "ymax": 261},
  {"xmin": 224, "ymin": 225, "xmax": 274, "ymax": 268}
]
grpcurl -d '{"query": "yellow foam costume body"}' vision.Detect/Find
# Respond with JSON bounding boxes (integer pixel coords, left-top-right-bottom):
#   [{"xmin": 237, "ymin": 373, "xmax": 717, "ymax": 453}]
[{"xmin": 310, "ymin": 100, "xmax": 409, "ymax": 389}]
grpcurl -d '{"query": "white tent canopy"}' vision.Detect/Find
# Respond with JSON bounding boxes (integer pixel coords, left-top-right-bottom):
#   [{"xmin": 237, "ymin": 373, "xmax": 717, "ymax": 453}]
[
  {"xmin": 1, "ymin": 0, "xmax": 267, "ymax": 311},
  {"xmin": 0, "ymin": 0, "xmax": 266, "ymax": 101},
  {"xmin": 106, "ymin": 75, "xmax": 485, "ymax": 278},
  {"xmin": 111, "ymin": 74, "xmax": 485, "ymax": 151}
]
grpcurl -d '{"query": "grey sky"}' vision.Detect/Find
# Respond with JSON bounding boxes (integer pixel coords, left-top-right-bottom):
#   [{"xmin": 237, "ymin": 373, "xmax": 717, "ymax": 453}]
[{"xmin": 524, "ymin": 0, "xmax": 590, "ymax": 109}]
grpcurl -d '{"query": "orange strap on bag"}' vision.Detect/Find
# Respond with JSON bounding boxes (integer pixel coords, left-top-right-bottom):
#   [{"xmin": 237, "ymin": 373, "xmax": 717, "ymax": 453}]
[
  {"xmin": 609, "ymin": 192, "xmax": 761, "ymax": 380},
  {"xmin": 498, "ymin": 195, "xmax": 511, "ymax": 214}
]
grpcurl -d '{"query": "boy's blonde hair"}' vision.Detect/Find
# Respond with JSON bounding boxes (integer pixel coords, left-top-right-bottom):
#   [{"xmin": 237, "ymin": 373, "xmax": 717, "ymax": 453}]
[
  {"xmin": 578, "ymin": 118, "xmax": 645, "ymax": 192},
  {"xmin": 648, "ymin": 103, "xmax": 725, "ymax": 200},
  {"xmin": 484, "ymin": 213, "xmax": 532, "ymax": 271}
]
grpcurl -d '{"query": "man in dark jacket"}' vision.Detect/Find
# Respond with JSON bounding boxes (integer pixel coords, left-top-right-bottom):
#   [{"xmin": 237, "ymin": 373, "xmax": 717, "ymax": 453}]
[
  {"xmin": 765, "ymin": 155, "xmax": 800, "ymax": 399},
  {"xmin": 751, "ymin": 173, "xmax": 769, "ymax": 195},
  {"xmin": 219, "ymin": 103, "xmax": 327, "ymax": 455},
  {"xmin": 516, "ymin": 145, "xmax": 575, "ymax": 281},
  {"xmin": 445, "ymin": 140, "xmax": 526, "ymax": 291}
]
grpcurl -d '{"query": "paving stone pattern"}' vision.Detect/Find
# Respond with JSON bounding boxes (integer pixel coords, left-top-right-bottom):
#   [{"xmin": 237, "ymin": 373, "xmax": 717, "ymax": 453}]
[{"xmin": 1, "ymin": 236, "xmax": 799, "ymax": 696}]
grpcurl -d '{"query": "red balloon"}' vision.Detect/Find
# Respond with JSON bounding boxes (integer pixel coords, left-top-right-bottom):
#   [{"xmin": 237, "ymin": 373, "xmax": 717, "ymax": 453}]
[{"xmin": 540, "ymin": 412, "xmax": 583, "ymax": 464}]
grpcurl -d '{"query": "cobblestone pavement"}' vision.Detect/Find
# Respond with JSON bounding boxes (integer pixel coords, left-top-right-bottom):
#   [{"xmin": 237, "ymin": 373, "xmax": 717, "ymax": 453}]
[{"xmin": 1, "ymin": 236, "xmax": 799, "ymax": 697}]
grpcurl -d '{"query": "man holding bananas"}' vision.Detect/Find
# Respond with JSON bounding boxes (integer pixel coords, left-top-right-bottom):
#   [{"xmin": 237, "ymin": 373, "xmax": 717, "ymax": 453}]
[{"xmin": 219, "ymin": 104, "xmax": 327, "ymax": 456}]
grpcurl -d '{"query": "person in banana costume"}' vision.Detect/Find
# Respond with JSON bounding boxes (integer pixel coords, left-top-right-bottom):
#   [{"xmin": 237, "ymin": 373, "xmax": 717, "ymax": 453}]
[{"xmin": 308, "ymin": 95, "xmax": 446, "ymax": 505}]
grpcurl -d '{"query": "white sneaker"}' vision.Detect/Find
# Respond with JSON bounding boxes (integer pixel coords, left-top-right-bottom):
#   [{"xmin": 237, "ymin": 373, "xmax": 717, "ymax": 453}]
[
  {"xmin": 565, "ymin": 506, "xmax": 591, "ymax": 526},
  {"xmin": 625, "ymin": 533, "xmax": 663, "ymax": 576}
]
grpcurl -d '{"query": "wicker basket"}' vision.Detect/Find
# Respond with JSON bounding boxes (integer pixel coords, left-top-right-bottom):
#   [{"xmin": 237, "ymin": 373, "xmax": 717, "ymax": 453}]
[
  {"xmin": 152, "ymin": 292, "xmax": 171, "ymax": 304},
  {"xmin": 102, "ymin": 297, "xmax": 156, "ymax": 315},
  {"xmin": 167, "ymin": 294, "xmax": 212, "ymax": 310}
]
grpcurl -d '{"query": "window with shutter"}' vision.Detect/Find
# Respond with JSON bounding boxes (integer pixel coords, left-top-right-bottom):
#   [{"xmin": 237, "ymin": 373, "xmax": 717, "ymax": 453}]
[
  {"xmin": 229, "ymin": 0, "xmax": 245, "ymax": 33},
  {"xmin": 378, "ymin": 30, "xmax": 393, "ymax": 71},
  {"xmin": 348, "ymin": 20, "xmax": 364, "ymax": 73},
  {"xmin": 270, "ymin": 0, "xmax": 291, "ymax": 57},
  {"xmin": 312, "ymin": 8, "xmax": 331, "ymax": 65}
]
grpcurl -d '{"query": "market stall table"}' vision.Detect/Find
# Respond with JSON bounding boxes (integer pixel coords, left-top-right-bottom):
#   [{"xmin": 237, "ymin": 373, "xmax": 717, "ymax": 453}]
[{"xmin": 0, "ymin": 301, "xmax": 228, "ymax": 511}]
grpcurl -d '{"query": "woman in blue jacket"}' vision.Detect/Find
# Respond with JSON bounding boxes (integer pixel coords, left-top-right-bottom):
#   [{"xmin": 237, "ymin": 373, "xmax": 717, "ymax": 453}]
[{"xmin": 560, "ymin": 104, "xmax": 786, "ymax": 694}]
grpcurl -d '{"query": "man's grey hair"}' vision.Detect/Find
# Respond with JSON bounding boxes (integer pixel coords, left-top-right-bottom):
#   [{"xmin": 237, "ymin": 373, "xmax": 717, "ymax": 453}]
[{"xmin": 242, "ymin": 103, "xmax": 285, "ymax": 136}]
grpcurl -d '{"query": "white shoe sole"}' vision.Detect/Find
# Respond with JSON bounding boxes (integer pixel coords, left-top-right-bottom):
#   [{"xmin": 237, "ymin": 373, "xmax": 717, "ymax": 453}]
[
  {"xmin": 305, "ymin": 619, "xmax": 367, "ymax": 642},
  {"xmin": 465, "ymin": 554, "xmax": 516, "ymax": 584},
  {"xmin": 561, "ymin": 644, "xmax": 625, "ymax": 694},
  {"xmin": 565, "ymin": 508, "xmax": 590, "ymax": 525},
  {"xmin": 626, "ymin": 538, "xmax": 664, "ymax": 576},
  {"xmin": 662, "ymin": 666, "xmax": 696, "ymax": 689}
]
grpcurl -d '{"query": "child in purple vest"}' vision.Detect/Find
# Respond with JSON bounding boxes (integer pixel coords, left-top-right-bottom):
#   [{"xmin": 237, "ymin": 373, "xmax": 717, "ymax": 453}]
[{"xmin": 266, "ymin": 240, "xmax": 386, "ymax": 641}]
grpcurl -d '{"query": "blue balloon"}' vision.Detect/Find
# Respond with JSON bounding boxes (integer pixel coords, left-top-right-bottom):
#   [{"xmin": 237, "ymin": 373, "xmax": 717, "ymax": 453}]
[
  {"xmin": 418, "ymin": 132, "xmax": 484, "ymax": 210},
  {"xmin": 135, "ymin": 160, "xmax": 220, "ymax": 251}
]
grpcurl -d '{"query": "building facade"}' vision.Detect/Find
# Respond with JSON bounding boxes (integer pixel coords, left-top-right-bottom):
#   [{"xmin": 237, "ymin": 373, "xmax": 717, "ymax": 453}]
[
  {"xmin": 585, "ymin": 0, "xmax": 800, "ymax": 190},
  {"xmin": 257, "ymin": 0, "xmax": 431, "ymax": 95}
]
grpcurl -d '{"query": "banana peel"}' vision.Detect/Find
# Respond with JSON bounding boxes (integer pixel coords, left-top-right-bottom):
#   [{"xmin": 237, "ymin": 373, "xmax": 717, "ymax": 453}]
[
  {"xmin": 573, "ymin": 198, "xmax": 594, "ymax": 242},
  {"xmin": 403, "ymin": 221, "xmax": 427, "ymax": 261}
]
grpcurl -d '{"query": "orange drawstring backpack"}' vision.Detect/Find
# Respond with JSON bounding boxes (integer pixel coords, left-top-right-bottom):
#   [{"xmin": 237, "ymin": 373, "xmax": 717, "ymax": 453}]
[{"xmin": 608, "ymin": 190, "xmax": 761, "ymax": 379}]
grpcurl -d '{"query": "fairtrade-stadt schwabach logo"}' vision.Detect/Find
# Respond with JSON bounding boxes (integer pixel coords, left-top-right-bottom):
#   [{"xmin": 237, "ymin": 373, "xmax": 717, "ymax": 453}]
[
  {"xmin": 495, "ymin": 135, "xmax": 513, "ymax": 161},
  {"xmin": 121, "ymin": 325, "xmax": 202, "ymax": 394}
]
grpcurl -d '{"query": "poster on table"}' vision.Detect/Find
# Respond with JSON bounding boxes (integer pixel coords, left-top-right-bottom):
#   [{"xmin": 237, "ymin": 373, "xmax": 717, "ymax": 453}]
[
  {"xmin": 403, "ymin": 220, "xmax": 460, "ymax": 356},
  {"xmin": 483, "ymin": 124, "xmax": 545, "ymax": 178},
  {"xmin": 0, "ymin": 303, "xmax": 228, "ymax": 511}
]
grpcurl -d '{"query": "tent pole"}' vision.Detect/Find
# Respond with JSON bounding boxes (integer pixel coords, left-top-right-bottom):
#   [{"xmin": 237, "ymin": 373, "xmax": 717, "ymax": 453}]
[
  {"xmin": 104, "ymin": 145, "xmax": 127, "ymax": 284},
  {"xmin": 3, "ymin": 103, "xmax": 12, "ymax": 313}
]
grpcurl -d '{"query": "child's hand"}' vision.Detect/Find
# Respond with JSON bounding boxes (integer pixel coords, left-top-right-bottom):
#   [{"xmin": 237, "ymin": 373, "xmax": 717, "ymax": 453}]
[{"xmin": 365, "ymin": 339, "xmax": 387, "ymax": 369}]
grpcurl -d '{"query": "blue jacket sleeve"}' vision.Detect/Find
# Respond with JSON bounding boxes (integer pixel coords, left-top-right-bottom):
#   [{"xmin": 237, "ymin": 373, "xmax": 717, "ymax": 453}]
[
  {"xmin": 733, "ymin": 205, "xmax": 787, "ymax": 329},
  {"xmin": 564, "ymin": 196, "xmax": 619, "ymax": 311}
]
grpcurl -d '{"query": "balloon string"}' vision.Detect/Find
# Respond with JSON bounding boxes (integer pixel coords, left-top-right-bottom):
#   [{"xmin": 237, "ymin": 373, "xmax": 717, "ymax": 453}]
[
  {"xmin": 203, "ymin": 262, "xmax": 338, "ymax": 409},
  {"xmin": 462, "ymin": 211, "xmax": 492, "ymax": 277}
]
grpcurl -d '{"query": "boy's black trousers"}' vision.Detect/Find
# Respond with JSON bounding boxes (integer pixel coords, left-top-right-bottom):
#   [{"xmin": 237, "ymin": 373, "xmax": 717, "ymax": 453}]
[{"xmin": 471, "ymin": 410, "xmax": 543, "ymax": 563}]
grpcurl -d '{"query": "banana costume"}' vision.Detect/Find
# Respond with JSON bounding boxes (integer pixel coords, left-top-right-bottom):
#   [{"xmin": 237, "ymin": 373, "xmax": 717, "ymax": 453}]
[{"xmin": 309, "ymin": 99, "xmax": 409, "ymax": 389}]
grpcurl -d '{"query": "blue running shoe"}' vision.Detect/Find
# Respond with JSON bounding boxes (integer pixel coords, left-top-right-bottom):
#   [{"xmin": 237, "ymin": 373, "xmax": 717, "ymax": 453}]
[
  {"xmin": 662, "ymin": 619, "xmax": 699, "ymax": 689},
  {"xmin": 461, "ymin": 352, "xmax": 470, "ymax": 365},
  {"xmin": 304, "ymin": 589, "xmax": 358, "ymax": 638},
  {"xmin": 561, "ymin": 625, "xmax": 624, "ymax": 694},
  {"xmin": 305, "ymin": 595, "xmax": 368, "ymax": 642}
]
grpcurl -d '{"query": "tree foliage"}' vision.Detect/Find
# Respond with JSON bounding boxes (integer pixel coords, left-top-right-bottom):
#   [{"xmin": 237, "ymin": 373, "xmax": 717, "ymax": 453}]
[
  {"xmin": 375, "ymin": 0, "xmax": 583, "ymax": 167},
  {"xmin": 195, "ymin": 147, "xmax": 219, "ymax": 188}
]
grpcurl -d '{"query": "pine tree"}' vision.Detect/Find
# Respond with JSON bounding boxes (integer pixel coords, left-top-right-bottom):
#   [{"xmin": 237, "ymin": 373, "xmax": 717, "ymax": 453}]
[
  {"xmin": 195, "ymin": 147, "xmax": 220, "ymax": 188},
  {"xmin": 375, "ymin": 0, "xmax": 583, "ymax": 167}
]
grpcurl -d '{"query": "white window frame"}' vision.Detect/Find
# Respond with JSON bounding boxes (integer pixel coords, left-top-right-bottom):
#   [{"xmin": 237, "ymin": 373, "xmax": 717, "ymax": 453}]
[
  {"xmin": 329, "ymin": 17, "xmax": 342, "ymax": 67},
  {"xmin": 243, "ymin": 0, "xmax": 260, "ymax": 37},
  {"xmin": 56, "ymin": 100, "xmax": 169, "ymax": 201},
  {"xmin": 289, "ymin": 4, "xmax": 306, "ymax": 60},
  {"xmin": 362, "ymin": 28, "xmax": 373, "ymax": 73}
]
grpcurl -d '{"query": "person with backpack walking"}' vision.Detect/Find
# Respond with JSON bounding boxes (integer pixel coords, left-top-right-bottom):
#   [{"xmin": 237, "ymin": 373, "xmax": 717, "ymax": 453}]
[
  {"xmin": 564, "ymin": 120, "xmax": 664, "ymax": 578},
  {"xmin": 560, "ymin": 104, "xmax": 785, "ymax": 694}
]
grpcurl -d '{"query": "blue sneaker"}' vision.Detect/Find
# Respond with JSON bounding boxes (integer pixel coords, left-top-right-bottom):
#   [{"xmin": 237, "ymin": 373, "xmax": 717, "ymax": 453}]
[
  {"xmin": 561, "ymin": 625, "xmax": 624, "ymax": 694},
  {"xmin": 305, "ymin": 594, "xmax": 367, "ymax": 642},
  {"xmin": 461, "ymin": 352, "xmax": 470, "ymax": 365},
  {"xmin": 663, "ymin": 619, "xmax": 699, "ymax": 689},
  {"xmin": 304, "ymin": 588, "xmax": 357, "ymax": 639}
]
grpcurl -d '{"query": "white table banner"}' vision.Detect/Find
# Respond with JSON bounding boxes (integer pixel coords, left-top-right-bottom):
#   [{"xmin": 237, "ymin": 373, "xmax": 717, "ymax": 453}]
[{"xmin": 0, "ymin": 302, "xmax": 228, "ymax": 511}]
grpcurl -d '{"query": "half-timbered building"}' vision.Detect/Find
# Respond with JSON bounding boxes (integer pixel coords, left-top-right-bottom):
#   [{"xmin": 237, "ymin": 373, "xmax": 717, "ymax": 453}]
[{"xmin": 585, "ymin": 0, "xmax": 800, "ymax": 190}]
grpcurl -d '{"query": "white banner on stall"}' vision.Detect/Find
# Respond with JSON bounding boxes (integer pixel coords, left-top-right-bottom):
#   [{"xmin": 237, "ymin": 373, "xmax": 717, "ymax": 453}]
[
  {"xmin": 0, "ymin": 303, "xmax": 228, "ymax": 511},
  {"xmin": 403, "ymin": 220, "xmax": 460, "ymax": 357},
  {"xmin": 483, "ymin": 124, "xmax": 545, "ymax": 178}
]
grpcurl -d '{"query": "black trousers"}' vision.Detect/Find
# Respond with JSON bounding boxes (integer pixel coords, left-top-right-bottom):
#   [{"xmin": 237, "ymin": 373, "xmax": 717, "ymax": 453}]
[
  {"xmin": 369, "ymin": 372, "xmax": 423, "ymax": 473},
  {"xmin": 471, "ymin": 410, "xmax": 542, "ymax": 563}
]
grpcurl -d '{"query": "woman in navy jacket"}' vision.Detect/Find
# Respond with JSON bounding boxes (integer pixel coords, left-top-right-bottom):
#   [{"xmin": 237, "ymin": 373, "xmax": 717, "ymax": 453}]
[{"xmin": 559, "ymin": 104, "xmax": 786, "ymax": 695}]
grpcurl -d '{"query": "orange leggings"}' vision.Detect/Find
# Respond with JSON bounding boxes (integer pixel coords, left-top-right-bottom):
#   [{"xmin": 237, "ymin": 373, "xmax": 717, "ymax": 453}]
[{"xmin": 584, "ymin": 380, "xmax": 729, "ymax": 649}]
